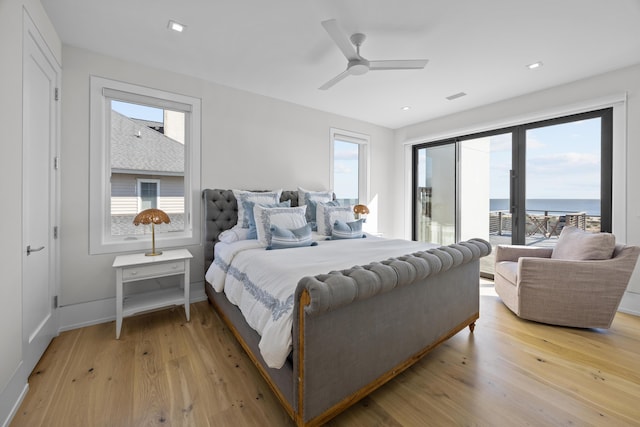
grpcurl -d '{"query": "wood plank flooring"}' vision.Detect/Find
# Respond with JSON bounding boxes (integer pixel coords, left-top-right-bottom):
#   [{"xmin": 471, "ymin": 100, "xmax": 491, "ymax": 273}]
[{"xmin": 11, "ymin": 283, "xmax": 640, "ymax": 426}]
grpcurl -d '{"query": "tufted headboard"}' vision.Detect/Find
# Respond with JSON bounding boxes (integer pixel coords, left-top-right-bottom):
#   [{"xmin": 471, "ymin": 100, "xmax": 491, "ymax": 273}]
[{"xmin": 202, "ymin": 189, "xmax": 301, "ymax": 271}]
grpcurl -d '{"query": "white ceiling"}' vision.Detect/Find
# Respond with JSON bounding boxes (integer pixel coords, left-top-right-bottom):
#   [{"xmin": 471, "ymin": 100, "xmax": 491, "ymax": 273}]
[{"xmin": 41, "ymin": 0, "xmax": 640, "ymax": 129}]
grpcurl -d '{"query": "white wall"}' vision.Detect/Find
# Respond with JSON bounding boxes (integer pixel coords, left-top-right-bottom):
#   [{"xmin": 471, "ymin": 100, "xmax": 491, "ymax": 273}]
[
  {"xmin": 0, "ymin": 0, "xmax": 61, "ymax": 424},
  {"xmin": 59, "ymin": 46, "xmax": 394, "ymax": 311},
  {"xmin": 394, "ymin": 63, "xmax": 640, "ymax": 313}
]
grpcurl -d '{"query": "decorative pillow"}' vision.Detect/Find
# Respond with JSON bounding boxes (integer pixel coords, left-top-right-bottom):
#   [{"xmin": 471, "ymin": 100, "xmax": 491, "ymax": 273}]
[
  {"xmin": 330, "ymin": 219, "xmax": 365, "ymax": 240},
  {"xmin": 232, "ymin": 189, "xmax": 283, "ymax": 228},
  {"xmin": 218, "ymin": 226, "xmax": 250, "ymax": 243},
  {"xmin": 243, "ymin": 200, "xmax": 291, "ymax": 239},
  {"xmin": 267, "ymin": 224, "xmax": 318, "ymax": 250},
  {"xmin": 298, "ymin": 187, "xmax": 333, "ymax": 223},
  {"xmin": 307, "ymin": 199, "xmax": 339, "ymax": 231},
  {"xmin": 551, "ymin": 226, "xmax": 615, "ymax": 260},
  {"xmin": 316, "ymin": 203, "xmax": 355, "ymax": 236},
  {"xmin": 253, "ymin": 204, "xmax": 307, "ymax": 247}
]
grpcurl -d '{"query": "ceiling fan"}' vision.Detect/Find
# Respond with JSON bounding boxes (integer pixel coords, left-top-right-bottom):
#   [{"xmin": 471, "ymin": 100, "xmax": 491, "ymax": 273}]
[{"xmin": 319, "ymin": 19, "xmax": 429, "ymax": 90}]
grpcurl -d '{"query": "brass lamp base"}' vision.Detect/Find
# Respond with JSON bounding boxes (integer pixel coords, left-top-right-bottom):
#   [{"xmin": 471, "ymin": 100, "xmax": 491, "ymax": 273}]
[{"xmin": 145, "ymin": 223, "xmax": 162, "ymax": 256}]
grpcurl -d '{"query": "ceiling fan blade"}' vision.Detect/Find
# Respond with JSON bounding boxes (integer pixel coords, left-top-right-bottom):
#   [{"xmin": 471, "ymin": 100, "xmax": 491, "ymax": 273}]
[
  {"xmin": 319, "ymin": 69, "xmax": 351, "ymax": 90},
  {"xmin": 369, "ymin": 59, "xmax": 429, "ymax": 70},
  {"xmin": 321, "ymin": 19, "xmax": 359, "ymax": 60}
]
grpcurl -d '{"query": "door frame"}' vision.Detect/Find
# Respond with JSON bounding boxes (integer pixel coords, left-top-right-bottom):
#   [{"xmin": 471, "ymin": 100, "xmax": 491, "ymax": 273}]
[{"xmin": 412, "ymin": 109, "xmax": 613, "ymax": 245}]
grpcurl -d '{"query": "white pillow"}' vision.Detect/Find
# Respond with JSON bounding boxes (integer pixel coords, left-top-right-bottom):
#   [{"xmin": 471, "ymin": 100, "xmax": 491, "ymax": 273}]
[
  {"xmin": 316, "ymin": 203, "xmax": 354, "ymax": 236},
  {"xmin": 218, "ymin": 226, "xmax": 250, "ymax": 243},
  {"xmin": 232, "ymin": 189, "xmax": 283, "ymax": 228},
  {"xmin": 253, "ymin": 204, "xmax": 307, "ymax": 247}
]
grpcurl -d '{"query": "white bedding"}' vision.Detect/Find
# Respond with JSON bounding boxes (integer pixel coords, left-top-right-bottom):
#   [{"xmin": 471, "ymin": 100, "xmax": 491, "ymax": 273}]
[{"xmin": 205, "ymin": 235, "xmax": 437, "ymax": 368}]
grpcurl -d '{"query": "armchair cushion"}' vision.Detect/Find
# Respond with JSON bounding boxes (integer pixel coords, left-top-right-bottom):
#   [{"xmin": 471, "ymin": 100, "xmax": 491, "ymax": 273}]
[
  {"xmin": 495, "ymin": 261, "xmax": 518, "ymax": 284},
  {"xmin": 551, "ymin": 226, "xmax": 615, "ymax": 261}
]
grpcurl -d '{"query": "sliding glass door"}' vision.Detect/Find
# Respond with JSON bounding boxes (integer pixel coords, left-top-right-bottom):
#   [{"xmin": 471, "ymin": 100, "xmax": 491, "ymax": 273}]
[
  {"xmin": 412, "ymin": 108, "xmax": 612, "ymax": 277},
  {"xmin": 459, "ymin": 132, "xmax": 513, "ymax": 275},
  {"xmin": 414, "ymin": 143, "xmax": 456, "ymax": 245}
]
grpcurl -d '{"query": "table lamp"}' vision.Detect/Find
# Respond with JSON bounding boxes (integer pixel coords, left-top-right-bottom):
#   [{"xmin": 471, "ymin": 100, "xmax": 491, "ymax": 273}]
[
  {"xmin": 353, "ymin": 204, "xmax": 369, "ymax": 220},
  {"xmin": 133, "ymin": 208, "xmax": 170, "ymax": 256}
]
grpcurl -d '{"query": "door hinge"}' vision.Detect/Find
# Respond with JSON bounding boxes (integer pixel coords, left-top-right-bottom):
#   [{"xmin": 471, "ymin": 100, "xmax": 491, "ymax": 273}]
[
  {"xmin": 54, "ymin": 87, "xmax": 60, "ymax": 101},
  {"xmin": 53, "ymin": 295, "xmax": 58, "ymax": 308},
  {"xmin": 53, "ymin": 226, "xmax": 58, "ymax": 239},
  {"xmin": 54, "ymin": 156, "xmax": 60, "ymax": 170}
]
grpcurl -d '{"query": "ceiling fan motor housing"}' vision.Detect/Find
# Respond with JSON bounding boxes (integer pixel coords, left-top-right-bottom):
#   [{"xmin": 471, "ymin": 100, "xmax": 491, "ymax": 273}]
[{"xmin": 348, "ymin": 58, "xmax": 370, "ymax": 75}]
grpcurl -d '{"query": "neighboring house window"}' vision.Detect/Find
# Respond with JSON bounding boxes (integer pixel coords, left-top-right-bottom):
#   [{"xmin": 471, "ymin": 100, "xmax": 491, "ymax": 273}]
[
  {"xmin": 138, "ymin": 179, "xmax": 160, "ymax": 211},
  {"xmin": 330, "ymin": 128, "xmax": 369, "ymax": 206},
  {"xmin": 90, "ymin": 76, "xmax": 201, "ymax": 254}
]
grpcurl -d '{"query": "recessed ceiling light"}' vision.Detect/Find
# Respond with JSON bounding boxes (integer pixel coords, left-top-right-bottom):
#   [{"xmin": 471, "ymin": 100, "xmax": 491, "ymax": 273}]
[
  {"xmin": 446, "ymin": 92, "xmax": 467, "ymax": 101},
  {"xmin": 527, "ymin": 61, "xmax": 543, "ymax": 70},
  {"xmin": 168, "ymin": 20, "xmax": 186, "ymax": 33},
  {"xmin": 401, "ymin": 106, "xmax": 411, "ymax": 111}
]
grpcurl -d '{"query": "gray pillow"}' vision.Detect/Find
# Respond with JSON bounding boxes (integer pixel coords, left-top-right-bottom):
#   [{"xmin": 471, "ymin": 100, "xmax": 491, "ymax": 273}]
[{"xmin": 551, "ymin": 226, "xmax": 615, "ymax": 260}]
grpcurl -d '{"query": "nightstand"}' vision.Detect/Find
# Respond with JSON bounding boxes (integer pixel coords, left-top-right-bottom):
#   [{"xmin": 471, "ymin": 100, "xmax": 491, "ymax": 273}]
[{"xmin": 112, "ymin": 248, "xmax": 193, "ymax": 339}]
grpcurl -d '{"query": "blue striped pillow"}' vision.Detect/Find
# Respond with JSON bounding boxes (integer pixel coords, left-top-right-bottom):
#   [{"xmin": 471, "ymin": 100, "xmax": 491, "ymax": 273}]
[
  {"xmin": 267, "ymin": 224, "xmax": 318, "ymax": 250},
  {"xmin": 331, "ymin": 219, "xmax": 365, "ymax": 239}
]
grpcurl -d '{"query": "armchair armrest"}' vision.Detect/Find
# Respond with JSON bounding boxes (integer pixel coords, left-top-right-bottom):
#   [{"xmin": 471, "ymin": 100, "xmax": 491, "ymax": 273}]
[{"xmin": 495, "ymin": 245, "xmax": 553, "ymax": 263}]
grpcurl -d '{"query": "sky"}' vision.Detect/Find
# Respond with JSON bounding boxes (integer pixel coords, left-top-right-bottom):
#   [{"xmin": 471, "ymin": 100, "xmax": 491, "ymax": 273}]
[
  {"xmin": 333, "ymin": 139, "xmax": 359, "ymax": 200},
  {"xmin": 111, "ymin": 100, "xmax": 164, "ymax": 122},
  {"xmin": 490, "ymin": 117, "xmax": 601, "ymax": 199}
]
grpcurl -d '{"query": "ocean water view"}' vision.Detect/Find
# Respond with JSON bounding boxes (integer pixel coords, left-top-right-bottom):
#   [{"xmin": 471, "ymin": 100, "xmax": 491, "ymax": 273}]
[{"xmin": 490, "ymin": 199, "xmax": 600, "ymax": 216}]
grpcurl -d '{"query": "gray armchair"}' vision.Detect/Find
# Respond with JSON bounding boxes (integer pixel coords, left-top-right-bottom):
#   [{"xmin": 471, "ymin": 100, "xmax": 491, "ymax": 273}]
[{"xmin": 494, "ymin": 243, "xmax": 640, "ymax": 328}]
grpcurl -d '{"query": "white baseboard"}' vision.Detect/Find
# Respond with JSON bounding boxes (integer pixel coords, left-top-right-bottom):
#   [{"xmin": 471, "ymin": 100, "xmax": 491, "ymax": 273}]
[
  {"xmin": 619, "ymin": 290, "xmax": 640, "ymax": 316},
  {"xmin": 0, "ymin": 362, "xmax": 29, "ymax": 427},
  {"xmin": 58, "ymin": 281, "xmax": 207, "ymax": 332}
]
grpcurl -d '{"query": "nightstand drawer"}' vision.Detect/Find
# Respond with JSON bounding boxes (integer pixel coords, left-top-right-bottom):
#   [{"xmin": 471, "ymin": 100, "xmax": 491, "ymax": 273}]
[{"xmin": 122, "ymin": 260, "xmax": 185, "ymax": 281}]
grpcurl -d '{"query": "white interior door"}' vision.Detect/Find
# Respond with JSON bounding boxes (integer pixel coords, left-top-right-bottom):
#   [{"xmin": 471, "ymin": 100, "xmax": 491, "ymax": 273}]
[{"xmin": 22, "ymin": 12, "xmax": 59, "ymax": 376}]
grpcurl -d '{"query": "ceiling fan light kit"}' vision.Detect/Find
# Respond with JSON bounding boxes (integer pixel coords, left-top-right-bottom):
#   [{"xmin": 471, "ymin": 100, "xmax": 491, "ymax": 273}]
[{"xmin": 319, "ymin": 19, "xmax": 429, "ymax": 90}]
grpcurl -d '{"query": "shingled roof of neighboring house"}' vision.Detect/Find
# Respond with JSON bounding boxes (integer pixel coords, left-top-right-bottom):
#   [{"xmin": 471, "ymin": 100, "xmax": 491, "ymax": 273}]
[
  {"xmin": 131, "ymin": 118, "xmax": 163, "ymax": 131},
  {"xmin": 111, "ymin": 111, "xmax": 184, "ymax": 174}
]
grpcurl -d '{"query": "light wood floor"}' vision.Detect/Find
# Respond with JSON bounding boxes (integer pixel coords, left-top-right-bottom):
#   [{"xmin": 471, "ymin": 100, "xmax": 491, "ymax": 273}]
[{"xmin": 11, "ymin": 284, "xmax": 640, "ymax": 427}]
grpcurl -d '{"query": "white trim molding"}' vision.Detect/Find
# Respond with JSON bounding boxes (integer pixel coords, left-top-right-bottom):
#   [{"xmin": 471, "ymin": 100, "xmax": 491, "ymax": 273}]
[{"xmin": 58, "ymin": 281, "xmax": 207, "ymax": 332}]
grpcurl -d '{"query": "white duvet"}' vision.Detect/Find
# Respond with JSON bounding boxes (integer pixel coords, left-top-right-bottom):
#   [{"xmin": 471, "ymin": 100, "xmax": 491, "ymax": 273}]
[{"xmin": 205, "ymin": 235, "xmax": 436, "ymax": 368}]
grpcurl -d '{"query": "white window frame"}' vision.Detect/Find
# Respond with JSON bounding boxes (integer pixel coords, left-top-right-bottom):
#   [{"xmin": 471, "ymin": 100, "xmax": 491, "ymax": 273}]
[
  {"xmin": 89, "ymin": 76, "xmax": 201, "ymax": 254},
  {"xmin": 137, "ymin": 178, "xmax": 160, "ymax": 211},
  {"xmin": 330, "ymin": 128, "xmax": 370, "ymax": 204}
]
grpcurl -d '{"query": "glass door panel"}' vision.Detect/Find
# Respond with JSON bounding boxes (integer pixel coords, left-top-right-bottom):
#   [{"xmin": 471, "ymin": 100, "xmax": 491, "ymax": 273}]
[
  {"xmin": 412, "ymin": 109, "xmax": 611, "ymax": 278},
  {"xmin": 525, "ymin": 117, "xmax": 602, "ymax": 248},
  {"xmin": 415, "ymin": 144, "xmax": 456, "ymax": 245},
  {"xmin": 459, "ymin": 132, "xmax": 513, "ymax": 275}
]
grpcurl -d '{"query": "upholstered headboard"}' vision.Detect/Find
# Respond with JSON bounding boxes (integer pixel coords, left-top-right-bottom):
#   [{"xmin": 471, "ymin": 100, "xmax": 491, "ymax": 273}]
[{"xmin": 202, "ymin": 189, "xmax": 301, "ymax": 271}]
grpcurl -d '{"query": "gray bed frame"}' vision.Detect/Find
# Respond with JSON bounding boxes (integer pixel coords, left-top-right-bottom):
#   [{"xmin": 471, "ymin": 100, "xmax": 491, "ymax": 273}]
[{"xmin": 203, "ymin": 189, "xmax": 491, "ymax": 426}]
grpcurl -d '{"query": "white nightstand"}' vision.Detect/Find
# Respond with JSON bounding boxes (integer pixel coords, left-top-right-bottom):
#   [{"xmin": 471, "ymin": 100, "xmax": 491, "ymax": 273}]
[{"xmin": 112, "ymin": 248, "xmax": 193, "ymax": 339}]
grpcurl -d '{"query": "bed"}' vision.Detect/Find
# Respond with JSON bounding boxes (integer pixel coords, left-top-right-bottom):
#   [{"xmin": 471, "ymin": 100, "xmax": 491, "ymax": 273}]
[{"xmin": 203, "ymin": 189, "xmax": 491, "ymax": 426}]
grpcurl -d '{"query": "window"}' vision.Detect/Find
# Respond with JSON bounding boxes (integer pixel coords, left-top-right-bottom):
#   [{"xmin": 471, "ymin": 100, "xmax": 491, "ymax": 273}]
[
  {"xmin": 330, "ymin": 128, "xmax": 369, "ymax": 205},
  {"xmin": 90, "ymin": 76, "xmax": 201, "ymax": 254},
  {"xmin": 138, "ymin": 179, "xmax": 159, "ymax": 211}
]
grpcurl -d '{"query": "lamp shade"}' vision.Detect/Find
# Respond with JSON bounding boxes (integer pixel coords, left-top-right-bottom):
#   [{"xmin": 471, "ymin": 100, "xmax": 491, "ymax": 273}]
[
  {"xmin": 133, "ymin": 208, "xmax": 171, "ymax": 226},
  {"xmin": 353, "ymin": 204, "xmax": 370, "ymax": 216},
  {"xmin": 133, "ymin": 208, "xmax": 170, "ymax": 256}
]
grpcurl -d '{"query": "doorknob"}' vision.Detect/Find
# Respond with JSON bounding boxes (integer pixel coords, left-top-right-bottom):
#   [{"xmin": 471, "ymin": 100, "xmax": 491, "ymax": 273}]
[{"xmin": 27, "ymin": 245, "xmax": 45, "ymax": 255}]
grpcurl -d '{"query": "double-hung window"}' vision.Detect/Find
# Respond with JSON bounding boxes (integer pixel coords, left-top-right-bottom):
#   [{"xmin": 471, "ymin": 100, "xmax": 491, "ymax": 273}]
[
  {"xmin": 330, "ymin": 128, "xmax": 370, "ymax": 205},
  {"xmin": 89, "ymin": 76, "xmax": 201, "ymax": 254}
]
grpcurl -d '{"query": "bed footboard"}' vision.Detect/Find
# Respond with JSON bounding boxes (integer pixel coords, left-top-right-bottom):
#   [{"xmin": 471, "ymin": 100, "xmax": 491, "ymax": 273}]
[{"xmin": 292, "ymin": 239, "xmax": 491, "ymax": 426}]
